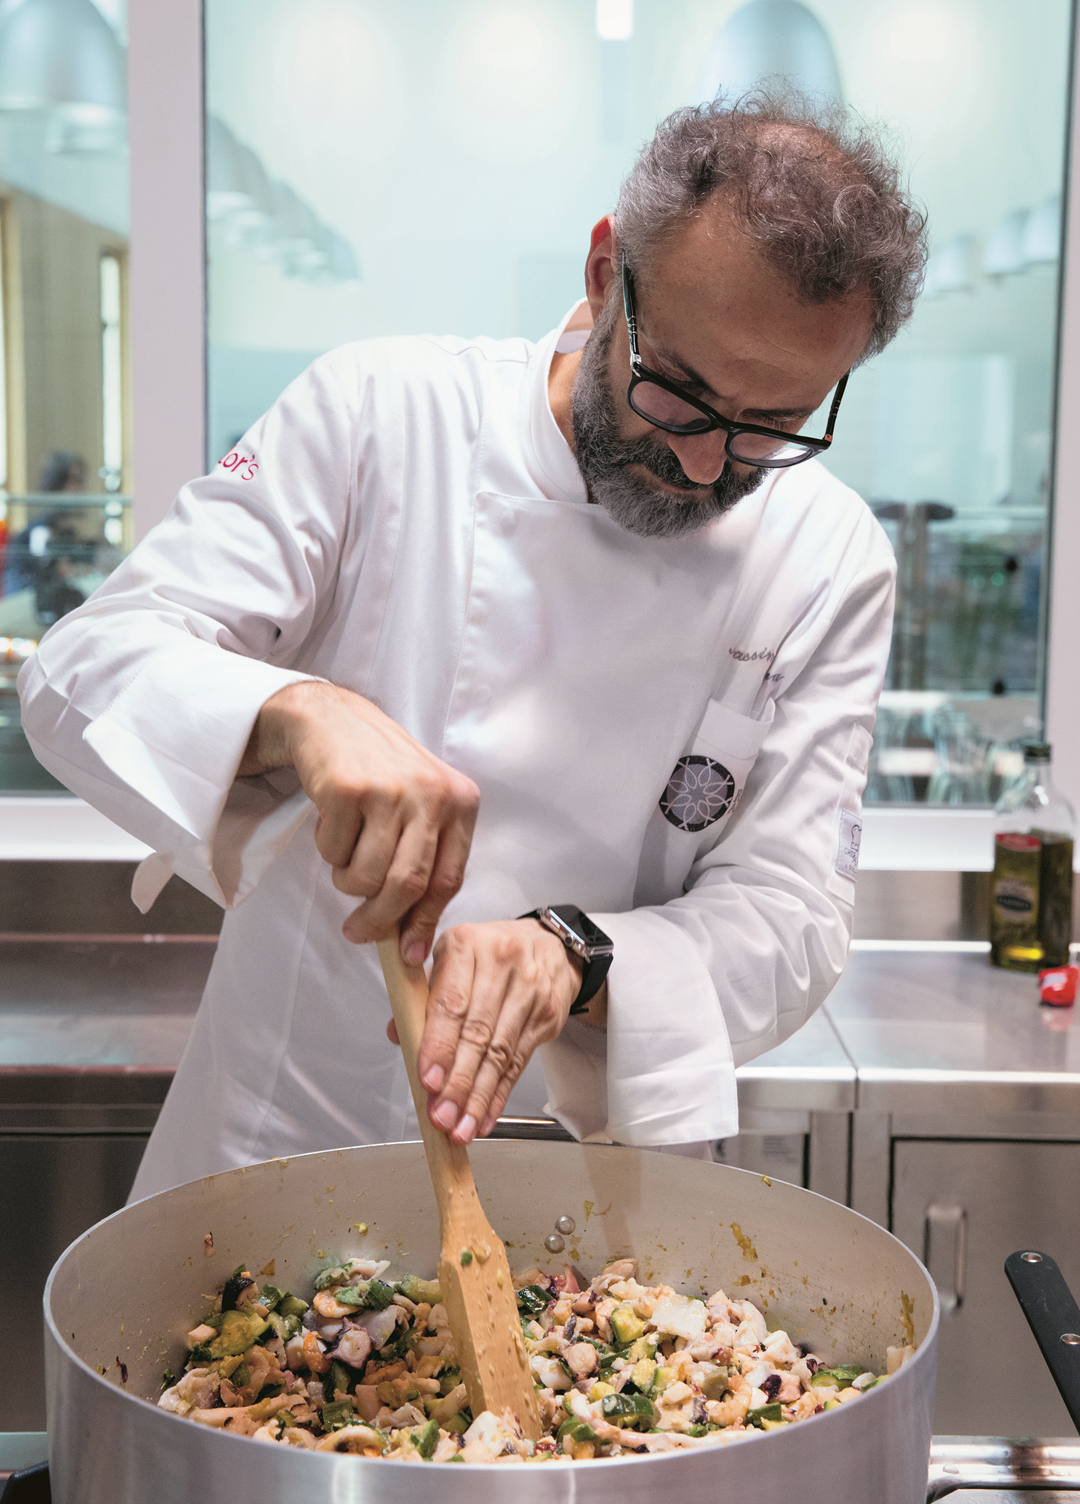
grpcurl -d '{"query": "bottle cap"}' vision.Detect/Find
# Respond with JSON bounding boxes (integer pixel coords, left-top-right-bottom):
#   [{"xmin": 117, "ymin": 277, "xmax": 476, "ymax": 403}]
[{"xmin": 1023, "ymin": 741, "xmax": 1052, "ymax": 761}]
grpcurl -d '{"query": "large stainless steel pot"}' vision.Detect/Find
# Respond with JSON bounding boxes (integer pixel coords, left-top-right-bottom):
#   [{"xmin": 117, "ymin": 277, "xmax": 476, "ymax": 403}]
[{"xmin": 45, "ymin": 1141, "xmax": 938, "ymax": 1503}]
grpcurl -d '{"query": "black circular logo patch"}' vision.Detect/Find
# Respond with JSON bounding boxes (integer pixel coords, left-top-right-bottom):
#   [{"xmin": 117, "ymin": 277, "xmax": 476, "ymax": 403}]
[{"xmin": 659, "ymin": 755, "xmax": 736, "ymax": 832}]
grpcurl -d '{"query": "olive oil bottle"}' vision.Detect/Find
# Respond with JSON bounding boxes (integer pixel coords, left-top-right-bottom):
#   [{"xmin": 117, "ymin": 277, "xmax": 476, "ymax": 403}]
[{"xmin": 990, "ymin": 741, "xmax": 1075, "ymax": 972}]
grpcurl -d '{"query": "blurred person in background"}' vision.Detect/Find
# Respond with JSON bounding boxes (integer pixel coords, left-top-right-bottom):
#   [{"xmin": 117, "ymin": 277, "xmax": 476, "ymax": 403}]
[{"xmin": 3, "ymin": 450, "xmax": 88, "ymax": 598}]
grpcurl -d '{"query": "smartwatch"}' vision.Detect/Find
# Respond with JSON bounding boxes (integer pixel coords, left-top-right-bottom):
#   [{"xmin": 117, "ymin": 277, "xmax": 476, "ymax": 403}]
[{"xmin": 519, "ymin": 905, "xmax": 614, "ymax": 1015}]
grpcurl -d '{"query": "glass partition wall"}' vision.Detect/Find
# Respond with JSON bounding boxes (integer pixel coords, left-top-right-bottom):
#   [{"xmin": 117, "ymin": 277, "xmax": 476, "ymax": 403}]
[
  {"xmin": 0, "ymin": 0, "xmax": 1069, "ymax": 805},
  {"xmin": 0, "ymin": 0, "xmax": 132, "ymax": 792},
  {"xmin": 204, "ymin": 0, "xmax": 1075, "ymax": 811}
]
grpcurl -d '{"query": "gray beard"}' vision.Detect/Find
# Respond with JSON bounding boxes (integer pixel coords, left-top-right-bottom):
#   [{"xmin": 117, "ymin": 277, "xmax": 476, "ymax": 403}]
[{"xmin": 570, "ymin": 298, "xmax": 767, "ymax": 539}]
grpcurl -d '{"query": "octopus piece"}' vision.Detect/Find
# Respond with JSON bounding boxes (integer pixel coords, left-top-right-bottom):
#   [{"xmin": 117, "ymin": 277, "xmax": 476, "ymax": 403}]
[
  {"xmin": 427, "ymin": 1383, "xmax": 468, "ymax": 1424},
  {"xmin": 315, "ymin": 1425, "xmax": 386, "ymax": 1455},
  {"xmin": 461, "ymin": 1408, "xmax": 529, "ymax": 1463},
  {"xmin": 329, "ymin": 1320, "xmax": 373, "ymax": 1370},
  {"xmin": 562, "ymin": 1342, "xmax": 598, "ymax": 1379}
]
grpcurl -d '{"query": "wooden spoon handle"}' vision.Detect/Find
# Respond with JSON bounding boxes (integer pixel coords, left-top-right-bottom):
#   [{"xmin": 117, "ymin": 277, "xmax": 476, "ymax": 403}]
[
  {"xmin": 376, "ymin": 937, "xmax": 475, "ymax": 1222},
  {"xmin": 377, "ymin": 934, "xmax": 544, "ymax": 1440}
]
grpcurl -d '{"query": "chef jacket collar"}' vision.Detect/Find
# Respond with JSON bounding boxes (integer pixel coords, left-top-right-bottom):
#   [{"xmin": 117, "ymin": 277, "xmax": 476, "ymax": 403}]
[{"xmin": 525, "ymin": 300, "xmax": 593, "ymax": 505}]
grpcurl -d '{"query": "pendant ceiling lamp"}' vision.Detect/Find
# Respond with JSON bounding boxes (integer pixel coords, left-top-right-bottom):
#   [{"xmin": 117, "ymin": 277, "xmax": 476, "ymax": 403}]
[
  {"xmin": 323, "ymin": 230, "xmax": 360, "ymax": 285},
  {"xmin": 694, "ymin": 0, "xmax": 843, "ymax": 106},
  {"xmin": 206, "ymin": 111, "xmax": 361, "ymax": 286},
  {"xmin": 0, "ymin": 0, "xmax": 126, "ymax": 152},
  {"xmin": 207, "ymin": 115, "xmax": 276, "ymax": 232}
]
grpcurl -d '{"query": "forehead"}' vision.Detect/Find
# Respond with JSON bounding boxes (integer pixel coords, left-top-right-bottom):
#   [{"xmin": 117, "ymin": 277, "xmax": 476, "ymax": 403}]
[{"xmin": 638, "ymin": 208, "xmax": 873, "ymax": 397}]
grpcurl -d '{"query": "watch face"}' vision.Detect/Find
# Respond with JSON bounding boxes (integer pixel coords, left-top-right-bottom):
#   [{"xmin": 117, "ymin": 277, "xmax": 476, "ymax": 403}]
[
  {"xmin": 545, "ymin": 906, "xmax": 612, "ymax": 956},
  {"xmin": 547, "ymin": 905, "xmax": 584, "ymax": 937}
]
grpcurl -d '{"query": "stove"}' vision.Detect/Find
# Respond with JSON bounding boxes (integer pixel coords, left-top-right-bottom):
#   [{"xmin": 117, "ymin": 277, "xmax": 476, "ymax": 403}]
[{"xmin": 928, "ymin": 1440, "xmax": 1080, "ymax": 1498}]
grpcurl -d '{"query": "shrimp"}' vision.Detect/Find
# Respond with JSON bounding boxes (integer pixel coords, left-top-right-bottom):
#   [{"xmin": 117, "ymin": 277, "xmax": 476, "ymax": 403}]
[{"xmin": 302, "ymin": 1331, "xmax": 330, "ymax": 1374}]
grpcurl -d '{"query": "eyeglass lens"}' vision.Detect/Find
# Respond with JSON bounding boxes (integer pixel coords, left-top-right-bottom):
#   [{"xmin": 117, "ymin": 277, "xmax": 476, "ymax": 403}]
[{"xmin": 629, "ymin": 379, "xmax": 817, "ymax": 466}]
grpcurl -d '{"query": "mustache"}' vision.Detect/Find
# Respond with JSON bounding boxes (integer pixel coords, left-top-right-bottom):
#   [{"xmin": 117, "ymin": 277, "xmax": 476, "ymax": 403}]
[{"xmin": 624, "ymin": 440, "xmax": 713, "ymax": 491}]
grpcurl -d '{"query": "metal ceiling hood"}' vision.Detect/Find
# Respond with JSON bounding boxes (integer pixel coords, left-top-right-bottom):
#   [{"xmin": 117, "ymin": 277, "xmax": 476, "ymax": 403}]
[
  {"xmin": 694, "ymin": 0, "xmax": 843, "ymax": 106},
  {"xmin": 206, "ymin": 110, "xmax": 361, "ymax": 285},
  {"xmin": 0, "ymin": 0, "xmax": 126, "ymax": 152}
]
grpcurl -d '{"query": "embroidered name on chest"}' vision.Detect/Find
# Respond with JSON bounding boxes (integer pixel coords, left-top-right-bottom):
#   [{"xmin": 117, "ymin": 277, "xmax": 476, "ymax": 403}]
[{"xmin": 728, "ymin": 647, "xmax": 776, "ymax": 663}]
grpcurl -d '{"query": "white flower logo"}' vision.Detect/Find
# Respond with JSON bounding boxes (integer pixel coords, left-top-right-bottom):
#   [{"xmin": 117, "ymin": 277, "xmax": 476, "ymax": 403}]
[{"xmin": 659, "ymin": 755, "xmax": 736, "ymax": 832}]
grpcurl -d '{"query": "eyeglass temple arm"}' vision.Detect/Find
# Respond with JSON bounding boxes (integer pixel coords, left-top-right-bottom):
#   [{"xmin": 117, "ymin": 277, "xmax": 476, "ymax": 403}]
[
  {"xmin": 621, "ymin": 261, "xmax": 640, "ymax": 359},
  {"xmin": 823, "ymin": 372, "xmax": 849, "ymax": 442}
]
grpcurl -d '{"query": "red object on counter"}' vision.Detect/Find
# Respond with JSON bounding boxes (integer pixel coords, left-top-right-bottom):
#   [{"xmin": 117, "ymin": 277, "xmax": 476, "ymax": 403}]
[{"xmin": 1039, "ymin": 964, "xmax": 1079, "ymax": 1005}]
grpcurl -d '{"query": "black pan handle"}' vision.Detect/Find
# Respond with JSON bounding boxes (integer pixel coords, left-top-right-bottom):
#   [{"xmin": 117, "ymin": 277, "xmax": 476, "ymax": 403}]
[
  {"xmin": 1005, "ymin": 1249, "xmax": 1080, "ymax": 1432},
  {"xmin": 0, "ymin": 1463, "xmax": 51, "ymax": 1504}
]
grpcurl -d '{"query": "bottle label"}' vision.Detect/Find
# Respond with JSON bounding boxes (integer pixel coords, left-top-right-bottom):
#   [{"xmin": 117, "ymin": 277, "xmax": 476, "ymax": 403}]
[
  {"xmin": 989, "ymin": 830, "xmax": 1075, "ymax": 972},
  {"xmin": 993, "ymin": 877, "xmax": 1035, "ymax": 917},
  {"xmin": 990, "ymin": 833, "xmax": 1043, "ymax": 970}
]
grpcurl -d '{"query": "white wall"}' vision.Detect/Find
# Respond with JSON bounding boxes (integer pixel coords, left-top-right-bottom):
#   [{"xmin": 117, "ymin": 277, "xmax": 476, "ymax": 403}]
[{"xmin": 128, "ymin": 0, "xmax": 205, "ymax": 536}]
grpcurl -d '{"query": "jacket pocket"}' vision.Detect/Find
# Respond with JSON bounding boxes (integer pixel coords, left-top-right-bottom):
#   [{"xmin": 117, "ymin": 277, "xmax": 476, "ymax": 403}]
[
  {"xmin": 658, "ymin": 697, "xmax": 775, "ymax": 833},
  {"xmin": 635, "ymin": 698, "xmax": 775, "ymax": 905}
]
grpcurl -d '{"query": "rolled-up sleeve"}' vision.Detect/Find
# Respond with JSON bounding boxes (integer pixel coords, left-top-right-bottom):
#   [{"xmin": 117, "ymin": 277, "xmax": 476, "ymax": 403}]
[
  {"xmin": 18, "ymin": 352, "xmax": 361, "ymax": 907},
  {"xmin": 543, "ymin": 536, "xmax": 895, "ymax": 1147}
]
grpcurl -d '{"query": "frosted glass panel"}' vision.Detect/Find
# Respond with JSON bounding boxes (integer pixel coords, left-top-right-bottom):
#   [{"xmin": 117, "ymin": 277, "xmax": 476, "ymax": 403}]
[
  {"xmin": 875, "ymin": 357, "xmax": 1015, "ymax": 512},
  {"xmin": 205, "ymin": 0, "xmax": 1074, "ymax": 805}
]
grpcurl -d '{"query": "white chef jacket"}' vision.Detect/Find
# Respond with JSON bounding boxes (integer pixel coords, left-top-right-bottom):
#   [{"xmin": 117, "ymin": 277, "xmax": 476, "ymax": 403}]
[{"xmin": 19, "ymin": 305, "xmax": 895, "ymax": 1199}]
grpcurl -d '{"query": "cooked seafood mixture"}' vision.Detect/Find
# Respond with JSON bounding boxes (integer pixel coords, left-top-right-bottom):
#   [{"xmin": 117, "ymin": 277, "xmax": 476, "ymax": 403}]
[{"xmin": 159, "ymin": 1256, "xmax": 913, "ymax": 1462}]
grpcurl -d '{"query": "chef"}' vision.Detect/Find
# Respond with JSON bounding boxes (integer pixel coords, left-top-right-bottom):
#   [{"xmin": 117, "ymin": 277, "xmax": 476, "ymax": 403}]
[{"xmin": 19, "ymin": 95, "xmax": 924, "ymax": 1198}]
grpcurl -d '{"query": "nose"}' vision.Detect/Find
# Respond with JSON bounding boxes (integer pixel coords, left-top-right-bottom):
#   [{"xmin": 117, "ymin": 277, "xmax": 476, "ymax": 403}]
[{"xmin": 666, "ymin": 430, "xmax": 729, "ymax": 486}]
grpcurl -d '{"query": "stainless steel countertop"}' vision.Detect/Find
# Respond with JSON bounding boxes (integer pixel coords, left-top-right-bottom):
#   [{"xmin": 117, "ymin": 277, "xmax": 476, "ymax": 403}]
[
  {"xmin": 0, "ymin": 936, "xmax": 215, "ymax": 1070},
  {"xmin": 0, "ymin": 935, "xmax": 856, "ymax": 1114},
  {"xmin": 2, "ymin": 936, "xmax": 1078, "ymax": 1119},
  {"xmin": 829, "ymin": 942, "xmax": 1080, "ymax": 1114}
]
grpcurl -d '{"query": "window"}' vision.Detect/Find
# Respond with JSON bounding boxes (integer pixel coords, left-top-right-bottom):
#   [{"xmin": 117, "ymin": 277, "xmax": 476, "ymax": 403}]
[{"xmin": 0, "ymin": 0, "xmax": 132, "ymax": 793}]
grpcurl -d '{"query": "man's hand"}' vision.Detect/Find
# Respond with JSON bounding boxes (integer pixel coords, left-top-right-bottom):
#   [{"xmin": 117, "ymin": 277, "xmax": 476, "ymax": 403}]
[
  {"xmin": 383, "ymin": 917, "xmax": 586, "ymax": 1144},
  {"xmin": 240, "ymin": 681, "xmax": 480, "ymax": 963}
]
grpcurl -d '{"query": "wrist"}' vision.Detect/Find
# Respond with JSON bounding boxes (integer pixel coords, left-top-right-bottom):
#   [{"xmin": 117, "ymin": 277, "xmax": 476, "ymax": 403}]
[
  {"xmin": 518, "ymin": 906, "xmax": 613, "ymax": 1016},
  {"xmin": 522, "ymin": 919, "xmax": 581, "ymax": 996},
  {"xmin": 239, "ymin": 680, "xmax": 324, "ymax": 776}
]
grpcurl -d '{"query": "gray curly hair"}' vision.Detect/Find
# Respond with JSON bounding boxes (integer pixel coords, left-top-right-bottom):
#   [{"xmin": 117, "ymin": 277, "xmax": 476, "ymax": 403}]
[{"xmin": 615, "ymin": 90, "xmax": 927, "ymax": 362}]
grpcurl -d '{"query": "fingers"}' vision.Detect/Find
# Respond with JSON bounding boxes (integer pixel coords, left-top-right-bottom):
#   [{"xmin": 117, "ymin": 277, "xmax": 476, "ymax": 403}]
[
  {"xmin": 417, "ymin": 932, "xmax": 476, "ymax": 1100},
  {"xmin": 478, "ymin": 1071, "xmax": 518, "ymax": 1140},
  {"xmin": 399, "ymin": 807, "xmax": 476, "ymax": 966},
  {"xmin": 331, "ymin": 773, "xmax": 479, "ymax": 948},
  {"xmin": 445, "ymin": 974, "xmax": 537, "ymax": 1143},
  {"xmin": 276, "ymin": 683, "xmax": 479, "ymax": 951},
  {"xmin": 420, "ymin": 922, "xmax": 577, "ymax": 1143},
  {"xmin": 339, "ymin": 810, "xmax": 437, "ymax": 944},
  {"xmin": 328, "ymin": 796, "xmax": 400, "ymax": 901}
]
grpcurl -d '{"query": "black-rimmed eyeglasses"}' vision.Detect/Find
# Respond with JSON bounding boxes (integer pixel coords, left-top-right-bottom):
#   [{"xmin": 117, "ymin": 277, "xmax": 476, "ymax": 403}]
[{"xmin": 621, "ymin": 261, "xmax": 848, "ymax": 469}]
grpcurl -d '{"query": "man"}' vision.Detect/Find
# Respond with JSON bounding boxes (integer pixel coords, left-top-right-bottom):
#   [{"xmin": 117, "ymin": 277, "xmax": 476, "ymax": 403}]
[{"xmin": 20, "ymin": 94, "xmax": 924, "ymax": 1197}]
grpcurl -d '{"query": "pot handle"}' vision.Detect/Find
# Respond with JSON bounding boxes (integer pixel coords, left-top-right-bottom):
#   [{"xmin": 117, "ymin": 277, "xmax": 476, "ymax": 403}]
[
  {"xmin": 0, "ymin": 1462, "xmax": 51, "ymax": 1503},
  {"xmin": 1005, "ymin": 1249, "xmax": 1080, "ymax": 1431}
]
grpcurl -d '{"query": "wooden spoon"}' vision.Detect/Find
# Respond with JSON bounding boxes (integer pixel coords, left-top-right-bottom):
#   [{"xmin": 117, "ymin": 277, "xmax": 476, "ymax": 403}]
[{"xmin": 377, "ymin": 937, "xmax": 543, "ymax": 1440}]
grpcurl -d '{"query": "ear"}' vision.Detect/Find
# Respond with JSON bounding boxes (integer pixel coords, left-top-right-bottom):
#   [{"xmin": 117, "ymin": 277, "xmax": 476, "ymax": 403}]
[{"xmin": 584, "ymin": 214, "xmax": 619, "ymax": 324}]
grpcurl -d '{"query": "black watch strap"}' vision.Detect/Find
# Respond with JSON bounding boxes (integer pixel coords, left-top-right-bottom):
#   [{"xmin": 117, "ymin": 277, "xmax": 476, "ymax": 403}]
[{"xmin": 519, "ymin": 905, "xmax": 614, "ymax": 1015}]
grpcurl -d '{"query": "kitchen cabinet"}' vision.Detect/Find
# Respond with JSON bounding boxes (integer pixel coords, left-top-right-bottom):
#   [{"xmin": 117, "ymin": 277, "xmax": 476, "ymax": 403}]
[
  {"xmin": 2, "ymin": 1131, "xmax": 149, "ymax": 1430},
  {"xmin": 832, "ymin": 944, "xmax": 1080, "ymax": 1440},
  {"xmin": 0, "ymin": 937, "xmax": 213, "ymax": 1431},
  {"xmin": 892, "ymin": 1137, "xmax": 1080, "ymax": 1437}
]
